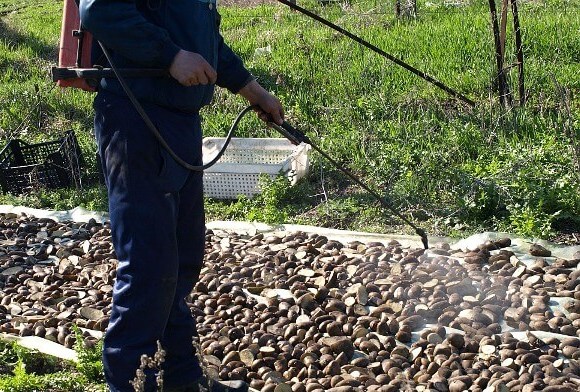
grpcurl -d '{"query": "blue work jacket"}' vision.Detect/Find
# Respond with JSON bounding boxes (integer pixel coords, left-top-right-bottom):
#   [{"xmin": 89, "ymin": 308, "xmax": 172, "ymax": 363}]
[{"xmin": 79, "ymin": 0, "xmax": 253, "ymax": 113}]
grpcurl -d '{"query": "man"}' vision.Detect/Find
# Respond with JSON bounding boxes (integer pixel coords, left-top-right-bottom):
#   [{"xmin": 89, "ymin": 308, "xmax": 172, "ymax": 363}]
[{"xmin": 79, "ymin": 1, "xmax": 284, "ymax": 391}]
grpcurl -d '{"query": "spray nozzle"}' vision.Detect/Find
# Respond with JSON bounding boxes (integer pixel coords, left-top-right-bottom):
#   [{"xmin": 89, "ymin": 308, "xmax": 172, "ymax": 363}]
[{"xmin": 269, "ymin": 121, "xmax": 311, "ymax": 145}]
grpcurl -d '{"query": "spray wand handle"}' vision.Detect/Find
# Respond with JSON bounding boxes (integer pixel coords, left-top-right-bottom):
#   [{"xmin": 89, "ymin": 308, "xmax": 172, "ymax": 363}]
[{"xmin": 268, "ymin": 121, "xmax": 311, "ymax": 146}]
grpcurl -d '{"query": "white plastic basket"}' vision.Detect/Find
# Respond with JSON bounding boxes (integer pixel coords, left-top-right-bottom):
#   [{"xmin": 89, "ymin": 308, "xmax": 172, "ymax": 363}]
[{"xmin": 202, "ymin": 137, "xmax": 311, "ymax": 199}]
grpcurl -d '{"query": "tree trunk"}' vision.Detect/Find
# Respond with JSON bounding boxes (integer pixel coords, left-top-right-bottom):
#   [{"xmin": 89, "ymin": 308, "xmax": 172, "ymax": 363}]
[
  {"xmin": 488, "ymin": 0, "xmax": 510, "ymax": 107},
  {"xmin": 511, "ymin": 0, "xmax": 525, "ymax": 106}
]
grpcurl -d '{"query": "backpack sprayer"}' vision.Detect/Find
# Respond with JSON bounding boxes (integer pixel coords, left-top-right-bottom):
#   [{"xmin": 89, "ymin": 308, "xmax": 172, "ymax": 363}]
[{"xmin": 52, "ymin": 0, "xmax": 432, "ymax": 248}]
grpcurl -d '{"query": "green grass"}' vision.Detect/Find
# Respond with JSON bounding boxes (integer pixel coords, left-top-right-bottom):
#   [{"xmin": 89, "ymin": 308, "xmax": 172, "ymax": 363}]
[
  {"xmin": 1, "ymin": 0, "xmax": 579, "ymax": 243},
  {"xmin": 0, "ymin": 335, "xmax": 106, "ymax": 391}
]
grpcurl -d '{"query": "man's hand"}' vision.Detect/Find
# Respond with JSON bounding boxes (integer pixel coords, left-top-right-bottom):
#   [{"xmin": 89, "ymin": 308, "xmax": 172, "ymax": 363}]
[
  {"xmin": 238, "ymin": 80, "xmax": 284, "ymax": 125},
  {"xmin": 169, "ymin": 50, "xmax": 217, "ymax": 86}
]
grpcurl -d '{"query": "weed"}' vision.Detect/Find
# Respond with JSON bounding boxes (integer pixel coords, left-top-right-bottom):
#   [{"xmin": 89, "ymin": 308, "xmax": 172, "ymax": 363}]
[
  {"xmin": 0, "ymin": 361, "xmax": 45, "ymax": 392},
  {"xmin": 0, "ymin": 338, "xmax": 95, "ymax": 392},
  {"xmin": 130, "ymin": 342, "xmax": 166, "ymax": 392},
  {"xmin": 205, "ymin": 174, "xmax": 304, "ymax": 224},
  {"xmin": 43, "ymin": 372, "xmax": 90, "ymax": 392},
  {"xmin": 0, "ymin": 340, "xmax": 18, "ymax": 374},
  {"xmin": 73, "ymin": 325, "xmax": 105, "ymax": 383},
  {"xmin": 507, "ymin": 204, "xmax": 557, "ymax": 238},
  {"xmin": 0, "ymin": 361, "xmax": 91, "ymax": 392}
]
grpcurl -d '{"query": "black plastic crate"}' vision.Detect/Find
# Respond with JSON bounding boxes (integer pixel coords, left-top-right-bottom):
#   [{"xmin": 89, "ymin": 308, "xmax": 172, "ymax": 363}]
[{"xmin": 0, "ymin": 131, "xmax": 84, "ymax": 194}]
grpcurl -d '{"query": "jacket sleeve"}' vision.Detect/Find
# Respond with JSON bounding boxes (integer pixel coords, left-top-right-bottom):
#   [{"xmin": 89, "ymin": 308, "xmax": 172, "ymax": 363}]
[
  {"xmin": 79, "ymin": 0, "xmax": 180, "ymax": 68},
  {"xmin": 215, "ymin": 32, "xmax": 254, "ymax": 94}
]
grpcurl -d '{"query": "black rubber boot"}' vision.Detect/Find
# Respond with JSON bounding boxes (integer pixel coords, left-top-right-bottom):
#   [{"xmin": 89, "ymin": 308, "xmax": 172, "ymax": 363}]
[{"xmin": 164, "ymin": 377, "xmax": 249, "ymax": 392}]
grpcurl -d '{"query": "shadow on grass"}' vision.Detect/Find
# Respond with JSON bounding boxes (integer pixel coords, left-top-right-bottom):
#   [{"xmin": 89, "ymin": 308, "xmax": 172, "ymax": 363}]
[
  {"xmin": 0, "ymin": 57, "xmax": 42, "ymax": 81},
  {"xmin": 56, "ymin": 100, "xmax": 95, "ymax": 129},
  {"xmin": 0, "ymin": 19, "xmax": 58, "ymax": 63}
]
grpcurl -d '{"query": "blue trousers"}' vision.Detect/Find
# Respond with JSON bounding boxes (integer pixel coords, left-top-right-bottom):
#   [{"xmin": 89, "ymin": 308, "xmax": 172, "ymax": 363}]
[{"xmin": 94, "ymin": 91, "xmax": 205, "ymax": 392}]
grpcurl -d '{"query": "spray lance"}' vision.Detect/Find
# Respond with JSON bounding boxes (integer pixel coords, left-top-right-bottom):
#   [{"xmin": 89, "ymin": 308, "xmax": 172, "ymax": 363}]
[
  {"xmin": 268, "ymin": 122, "xmax": 430, "ymax": 249},
  {"xmin": 52, "ymin": 0, "xmax": 430, "ymax": 248}
]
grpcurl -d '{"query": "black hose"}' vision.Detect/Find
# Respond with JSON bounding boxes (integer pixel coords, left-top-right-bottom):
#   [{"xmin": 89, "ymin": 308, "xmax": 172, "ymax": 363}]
[{"xmin": 98, "ymin": 42, "xmax": 249, "ymax": 171}]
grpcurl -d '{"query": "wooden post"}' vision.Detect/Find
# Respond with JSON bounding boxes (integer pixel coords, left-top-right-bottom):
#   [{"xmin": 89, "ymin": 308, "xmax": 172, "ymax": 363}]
[
  {"xmin": 488, "ymin": 0, "xmax": 509, "ymax": 107},
  {"xmin": 499, "ymin": 0, "xmax": 513, "ymax": 106},
  {"xmin": 511, "ymin": 0, "xmax": 525, "ymax": 106}
]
